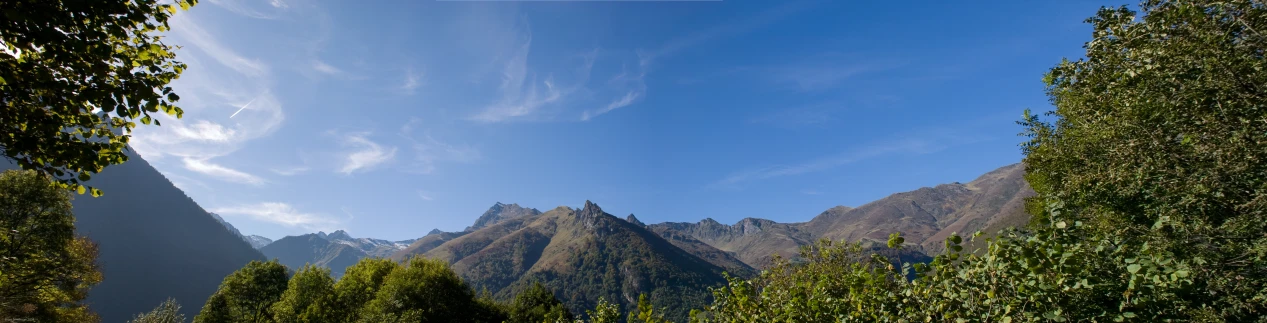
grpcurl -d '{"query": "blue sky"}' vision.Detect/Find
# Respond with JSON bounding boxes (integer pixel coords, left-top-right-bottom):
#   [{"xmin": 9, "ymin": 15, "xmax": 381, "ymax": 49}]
[{"xmin": 130, "ymin": 0, "xmax": 1119, "ymax": 241}]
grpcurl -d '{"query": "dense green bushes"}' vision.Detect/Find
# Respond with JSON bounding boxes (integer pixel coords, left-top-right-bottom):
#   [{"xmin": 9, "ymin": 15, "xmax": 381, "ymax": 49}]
[
  {"xmin": 693, "ymin": 0, "xmax": 1267, "ymax": 322},
  {"xmin": 184, "ymin": 255, "xmax": 686, "ymax": 323},
  {"xmin": 190, "ymin": 257, "xmax": 507, "ymax": 323}
]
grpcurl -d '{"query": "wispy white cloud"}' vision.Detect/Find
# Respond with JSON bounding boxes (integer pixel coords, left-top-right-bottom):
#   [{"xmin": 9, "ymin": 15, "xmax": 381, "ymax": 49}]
[
  {"xmin": 173, "ymin": 120, "xmax": 237, "ymax": 142},
  {"xmin": 399, "ymin": 68, "xmax": 423, "ymax": 95},
  {"xmin": 638, "ymin": 1, "xmax": 813, "ymax": 69},
  {"xmin": 130, "ymin": 14, "xmax": 285, "ymax": 186},
  {"xmin": 312, "ymin": 59, "xmax": 343, "ymax": 75},
  {"xmin": 166, "ymin": 173, "xmax": 214, "ymax": 193},
  {"xmin": 582, "ymin": 90, "xmax": 642, "ymax": 121},
  {"xmin": 207, "ymin": 0, "xmax": 282, "ymax": 19},
  {"xmin": 470, "ymin": 32, "xmax": 570, "ymax": 123},
  {"xmin": 211, "ymin": 202, "xmax": 340, "ymax": 231},
  {"xmin": 270, "ymin": 166, "xmax": 310, "ymax": 176},
  {"xmin": 182, "ymin": 158, "xmax": 266, "ymax": 185},
  {"xmin": 338, "ymin": 133, "xmax": 397, "ymax": 174},
  {"xmin": 417, "ymin": 190, "xmax": 434, "ymax": 201},
  {"xmin": 398, "ymin": 118, "xmax": 480, "ymax": 174},
  {"xmin": 707, "ymin": 139, "xmax": 940, "ymax": 190},
  {"xmin": 169, "ymin": 16, "xmax": 269, "ymax": 78},
  {"xmin": 573, "ymin": 3, "xmax": 810, "ymax": 122}
]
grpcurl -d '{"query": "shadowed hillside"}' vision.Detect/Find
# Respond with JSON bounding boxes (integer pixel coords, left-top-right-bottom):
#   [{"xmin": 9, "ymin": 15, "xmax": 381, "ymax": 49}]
[
  {"xmin": 2, "ymin": 152, "xmax": 268, "ymax": 322},
  {"xmin": 260, "ymin": 233, "xmax": 368, "ymax": 278}
]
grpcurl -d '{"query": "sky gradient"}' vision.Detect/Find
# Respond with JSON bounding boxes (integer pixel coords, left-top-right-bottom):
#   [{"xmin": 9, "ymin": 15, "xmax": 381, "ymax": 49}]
[{"xmin": 130, "ymin": 0, "xmax": 1120, "ymax": 240}]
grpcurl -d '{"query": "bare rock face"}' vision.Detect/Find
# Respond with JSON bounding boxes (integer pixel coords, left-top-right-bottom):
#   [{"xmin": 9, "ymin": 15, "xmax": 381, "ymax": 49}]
[
  {"xmin": 466, "ymin": 202, "xmax": 542, "ymax": 232},
  {"xmin": 626, "ymin": 214, "xmax": 645, "ymax": 226}
]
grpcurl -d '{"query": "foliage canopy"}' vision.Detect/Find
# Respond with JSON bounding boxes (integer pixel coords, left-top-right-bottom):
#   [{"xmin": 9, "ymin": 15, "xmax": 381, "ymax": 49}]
[
  {"xmin": 0, "ymin": 169, "xmax": 102, "ymax": 322},
  {"xmin": 1, "ymin": 0, "xmax": 197, "ymax": 196}
]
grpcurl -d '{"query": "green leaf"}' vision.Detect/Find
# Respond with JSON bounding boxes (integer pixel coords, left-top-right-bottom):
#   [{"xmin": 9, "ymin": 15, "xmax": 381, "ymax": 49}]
[{"xmin": 1127, "ymin": 264, "xmax": 1141, "ymax": 274}]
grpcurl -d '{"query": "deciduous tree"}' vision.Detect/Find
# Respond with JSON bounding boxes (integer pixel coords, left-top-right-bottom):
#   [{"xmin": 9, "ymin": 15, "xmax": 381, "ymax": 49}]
[
  {"xmin": 193, "ymin": 260, "xmax": 289, "ymax": 323},
  {"xmin": 1, "ymin": 0, "xmax": 197, "ymax": 196},
  {"xmin": 0, "ymin": 169, "xmax": 101, "ymax": 322}
]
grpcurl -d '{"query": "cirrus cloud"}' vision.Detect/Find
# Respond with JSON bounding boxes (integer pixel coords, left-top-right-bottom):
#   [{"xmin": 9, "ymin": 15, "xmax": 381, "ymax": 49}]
[{"xmin": 211, "ymin": 202, "xmax": 340, "ymax": 231}]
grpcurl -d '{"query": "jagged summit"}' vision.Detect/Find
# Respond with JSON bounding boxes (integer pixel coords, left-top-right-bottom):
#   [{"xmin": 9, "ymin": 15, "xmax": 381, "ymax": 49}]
[
  {"xmin": 327, "ymin": 230, "xmax": 353, "ymax": 241},
  {"xmin": 427, "ymin": 228, "xmax": 444, "ymax": 236},
  {"xmin": 579, "ymin": 200, "xmax": 604, "ymax": 217},
  {"xmin": 466, "ymin": 202, "xmax": 542, "ymax": 232},
  {"xmin": 626, "ymin": 213, "xmax": 645, "ymax": 226}
]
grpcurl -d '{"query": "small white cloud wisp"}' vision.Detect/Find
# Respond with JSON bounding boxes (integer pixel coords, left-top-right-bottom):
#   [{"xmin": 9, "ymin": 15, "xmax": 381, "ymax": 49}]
[
  {"xmin": 338, "ymin": 133, "xmax": 398, "ymax": 175},
  {"xmin": 182, "ymin": 158, "xmax": 266, "ymax": 185},
  {"xmin": 211, "ymin": 202, "xmax": 340, "ymax": 231}
]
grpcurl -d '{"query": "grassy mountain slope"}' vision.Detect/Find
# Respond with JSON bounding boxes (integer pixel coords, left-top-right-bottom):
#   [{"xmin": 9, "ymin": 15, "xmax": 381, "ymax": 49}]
[
  {"xmin": 648, "ymin": 163, "xmax": 1033, "ymax": 268},
  {"xmin": 391, "ymin": 229, "xmax": 466, "ymax": 260},
  {"xmin": 3, "ymin": 152, "xmax": 268, "ymax": 322},
  {"xmin": 805, "ymin": 163, "xmax": 1033, "ymax": 252},
  {"xmin": 422, "ymin": 201, "xmax": 732, "ymax": 321}
]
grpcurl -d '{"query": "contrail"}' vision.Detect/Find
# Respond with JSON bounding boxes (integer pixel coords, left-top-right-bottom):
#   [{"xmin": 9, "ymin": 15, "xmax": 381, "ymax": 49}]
[{"xmin": 229, "ymin": 98, "xmax": 257, "ymax": 118}]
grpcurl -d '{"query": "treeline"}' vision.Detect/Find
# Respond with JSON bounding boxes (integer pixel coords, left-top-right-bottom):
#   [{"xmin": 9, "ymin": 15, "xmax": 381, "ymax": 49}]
[{"xmin": 127, "ymin": 256, "xmax": 649, "ymax": 323}]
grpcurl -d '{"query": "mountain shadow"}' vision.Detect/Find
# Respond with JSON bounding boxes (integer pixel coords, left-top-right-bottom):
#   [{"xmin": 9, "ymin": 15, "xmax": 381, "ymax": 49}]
[{"xmin": 2, "ymin": 152, "xmax": 268, "ymax": 322}]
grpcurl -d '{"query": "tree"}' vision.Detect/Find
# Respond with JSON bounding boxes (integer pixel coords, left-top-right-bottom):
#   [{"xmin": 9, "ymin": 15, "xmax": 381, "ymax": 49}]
[
  {"xmin": 271, "ymin": 265, "xmax": 337, "ymax": 322},
  {"xmin": 332, "ymin": 257, "xmax": 400, "ymax": 322},
  {"xmin": 128, "ymin": 298, "xmax": 186, "ymax": 323},
  {"xmin": 193, "ymin": 260, "xmax": 289, "ymax": 323},
  {"xmin": 1021, "ymin": 0, "xmax": 1267, "ymax": 319},
  {"xmin": 360, "ymin": 256, "xmax": 487, "ymax": 323},
  {"xmin": 0, "ymin": 0, "xmax": 197, "ymax": 196},
  {"xmin": 628, "ymin": 294, "xmax": 671, "ymax": 323},
  {"xmin": 584, "ymin": 298, "xmax": 621, "ymax": 323},
  {"xmin": 508, "ymin": 282, "xmax": 573, "ymax": 323},
  {"xmin": 694, "ymin": 1, "xmax": 1266, "ymax": 322},
  {"xmin": 0, "ymin": 169, "xmax": 102, "ymax": 322}
]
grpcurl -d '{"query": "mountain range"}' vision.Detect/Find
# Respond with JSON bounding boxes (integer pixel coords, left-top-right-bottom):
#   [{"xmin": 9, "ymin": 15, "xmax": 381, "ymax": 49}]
[
  {"xmin": 393, "ymin": 201, "xmax": 738, "ymax": 319},
  {"xmin": 218, "ymin": 163, "xmax": 1033, "ymax": 319},
  {"xmin": 25, "ymin": 147, "xmax": 1032, "ymax": 321},
  {"xmin": 254, "ymin": 230, "xmax": 416, "ymax": 278},
  {"xmin": 648, "ymin": 162, "xmax": 1033, "ymax": 268}
]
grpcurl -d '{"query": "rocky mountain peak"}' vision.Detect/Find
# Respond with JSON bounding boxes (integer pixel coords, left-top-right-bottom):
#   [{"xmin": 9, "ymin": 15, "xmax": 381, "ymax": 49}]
[
  {"xmin": 427, "ymin": 228, "xmax": 444, "ymax": 236},
  {"xmin": 466, "ymin": 202, "xmax": 543, "ymax": 232},
  {"xmin": 581, "ymin": 200, "xmax": 603, "ymax": 215},
  {"xmin": 327, "ymin": 230, "xmax": 353, "ymax": 241},
  {"xmin": 315, "ymin": 231, "xmax": 328, "ymax": 239},
  {"xmin": 625, "ymin": 214, "xmax": 645, "ymax": 226},
  {"xmin": 736, "ymin": 218, "xmax": 771, "ymax": 235}
]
